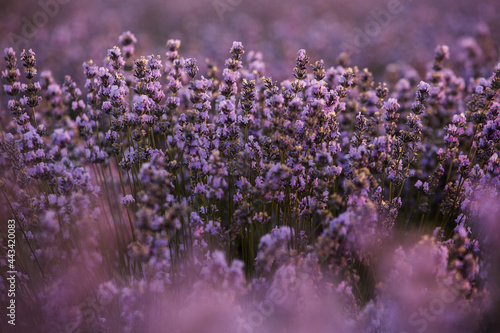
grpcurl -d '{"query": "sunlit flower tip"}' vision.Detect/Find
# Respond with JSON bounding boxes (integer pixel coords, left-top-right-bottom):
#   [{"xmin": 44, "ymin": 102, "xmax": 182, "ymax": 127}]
[
  {"xmin": 230, "ymin": 41, "xmax": 244, "ymax": 56},
  {"xmin": 120, "ymin": 195, "xmax": 135, "ymax": 207},
  {"xmin": 119, "ymin": 31, "xmax": 137, "ymax": 46}
]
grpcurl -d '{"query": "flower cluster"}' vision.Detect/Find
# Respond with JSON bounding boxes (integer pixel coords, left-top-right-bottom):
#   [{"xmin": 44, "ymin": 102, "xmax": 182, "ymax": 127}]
[{"xmin": 1, "ymin": 33, "xmax": 500, "ymax": 332}]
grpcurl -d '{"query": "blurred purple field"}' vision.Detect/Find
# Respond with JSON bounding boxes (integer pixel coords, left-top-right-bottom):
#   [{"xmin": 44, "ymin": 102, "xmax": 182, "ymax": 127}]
[
  {"xmin": 1, "ymin": 0, "xmax": 499, "ymax": 81},
  {"xmin": 1, "ymin": 0, "xmax": 500, "ymax": 332}
]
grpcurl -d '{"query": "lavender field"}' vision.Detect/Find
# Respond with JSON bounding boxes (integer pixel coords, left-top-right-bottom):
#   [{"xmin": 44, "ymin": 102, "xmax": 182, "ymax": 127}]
[{"xmin": 1, "ymin": 0, "xmax": 500, "ymax": 332}]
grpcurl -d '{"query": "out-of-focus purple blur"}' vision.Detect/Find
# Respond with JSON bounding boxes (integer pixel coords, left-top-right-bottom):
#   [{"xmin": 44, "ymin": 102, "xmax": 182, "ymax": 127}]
[{"xmin": 1, "ymin": 0, "xmax": 499, "ymax": 82}]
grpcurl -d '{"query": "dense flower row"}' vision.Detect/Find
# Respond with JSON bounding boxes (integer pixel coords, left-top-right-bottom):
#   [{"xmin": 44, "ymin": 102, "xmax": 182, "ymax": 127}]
[{"xmin": 1, "ymin": 33, "xmax": 500, "ymax": 332}]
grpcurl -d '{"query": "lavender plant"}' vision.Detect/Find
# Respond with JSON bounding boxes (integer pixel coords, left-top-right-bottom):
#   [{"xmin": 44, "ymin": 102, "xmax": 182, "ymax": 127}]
[{"xmin": 1, "ymin": 32, "xmax": 500, "ymax": 333}]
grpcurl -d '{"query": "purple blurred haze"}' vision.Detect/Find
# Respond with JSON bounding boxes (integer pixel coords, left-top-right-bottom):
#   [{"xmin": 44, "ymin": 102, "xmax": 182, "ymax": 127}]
[{"xmin": 1, "ymin": 0, "xmax": 499, "ymax": 82}]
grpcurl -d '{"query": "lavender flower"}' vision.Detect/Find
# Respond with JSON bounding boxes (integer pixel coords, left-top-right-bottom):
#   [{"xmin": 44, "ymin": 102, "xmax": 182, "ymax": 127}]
[{"xmin": 1, "ymin": 31, "xmax": 500, "ymax": 333}]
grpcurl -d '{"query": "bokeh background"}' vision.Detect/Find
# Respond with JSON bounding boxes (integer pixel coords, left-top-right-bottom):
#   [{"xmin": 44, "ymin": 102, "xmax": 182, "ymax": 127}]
[{"xmin": 1, "ymin": 0, "xmax": 499, "ymax": 83}]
